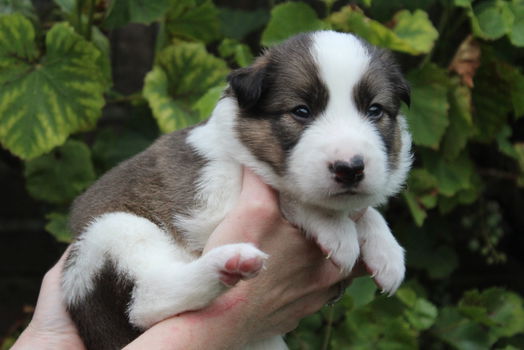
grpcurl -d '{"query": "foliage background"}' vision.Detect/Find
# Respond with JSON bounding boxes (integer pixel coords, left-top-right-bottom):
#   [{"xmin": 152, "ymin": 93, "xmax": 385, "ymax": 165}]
[{"xmin": 1, "ymin": 0, "xmax": 524, "ymax": 348}]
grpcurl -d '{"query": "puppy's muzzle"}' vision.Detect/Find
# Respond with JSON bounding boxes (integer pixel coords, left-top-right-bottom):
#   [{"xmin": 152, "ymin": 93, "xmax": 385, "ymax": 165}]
[{"xmin": 329, "ymin": 155, "xmax": 365, "ymax": 187}]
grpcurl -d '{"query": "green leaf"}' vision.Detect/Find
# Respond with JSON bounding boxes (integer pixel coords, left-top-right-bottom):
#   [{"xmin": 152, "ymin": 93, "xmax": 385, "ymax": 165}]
[
  {"xmin": 403, "ymin": 223, "xmax": 459, "ymax": 279},
  {"xmin": 261, "ymin": 2, "xmax": 328, "ymax": 47},
  {"xmin": 24, "ymin": 140, "xmax": 96, "ymax": 204},
  {"xmin": 427, "ymin": 246, "xmax": 459, "ymax": 279},
  {"xmin": 496, "ymin": 125, "xmax": 519, "ymax": 158},
  {"xmin": 218, "ymin": 39, "xmax": 254, "ymax": 67},
  {"xmin": 104, "ymin": 0, "xmax": 171, "ymax": 28},
  {"xmin": 391, "ymin": 10, "xmax": 439, "ymax": 54},
  {"xmin": 433, "ymin": 307, "xmax": 492, "ymax": 350},
  {"xmin": 92, "ymin": 128, "xmax": 154, "ymax": 173},
  {"xmin": 45, "ymin": 212, "xmax": 73, "ymax": 243},
  {"xmin": 192, "ymin": 84, "xmax": 227, "ymax": 119},
  {"xmin": 408, "ymin": 168, "xmax": 438, "ymax": 193},
  {"xmin": 0, "ymin": 0, "xmax": 36, "ymax": 20},
  {"xmin": 91, "ymin": 106, "xmax": 157, "ymax": 173},
  {"xmin": 91, "ymin": 26, "xmax": 112, "ymax": 88},
  {"xmin": 329, "ymin": 7, "xmax": 438, "ymax": 55},
  {"xmin": 166, "ymin": 0, "xmax": 221, "ymax": 43},
  {"xmin": 366, "ymin": 0, "xmax": 436, "ymax": 22},
  {"xmin": 397, "ymin": 287, "xmax": 438, "ymax": 330},
  {"xmin": 54, "ymin": 0, "xmax": 75, "ymax": 14},
  {"xmin": 0, "ymin": 13, "xmax": 38, "ymax": 66},
  {"xmin": 403, "ymin": 64, "xmax": 450, "ymax": 149},
  {"xmin": 455, "ymin": 0, "xmax": 473, "ymax": 7},
  {"xmin": 403, "ymin": 191, "xmax": 427, "ymax": 226},
  {"xmin": 143, "ymin": 43, "xmax": 229, "ymax": 133},
  {"xmin": 404, "ymin": 169, "xmax": 439, "ymax": 225},
  {"xmin": 459, "ymin": 288, "xmax": 524, "ymax": 343},
  {"xmin": 441, "ymin": 79, "xmax": 474, "ymax": 160},
  {"xmin": 218, "ymin": 7, "xmax": 269, "ymax": 41},
  {"xmin": 288, "ymin": 312, "xmax": 325, "ymax": 349},
  {"xmin": 347, "ymin": 276, "xmax": 377, "ymax": 309},
  {"xmin": 514, "ymin": 143, "xmax": 524, "ymax": 186},
  {"xmin": 420, "ymin": 149, "xmax": 473, "ymax": 197},
  {"xmin": 0, "ymin": 16, "xmax": 105, "ymax": 160},
  {"xmin": 509, "ymin": 0, "xmax": 524, "ymax": 46},
  {"xmin": 473, "ymin": 0, "xmax": 514, "ymax": 40},
  {"xmin": 340, "ymin": 297, "xmax": 418, "ymax": 349},
  {"xmin": 512, "ymin": 72, "xmax": 524, "ymax": 117},
  {"xmin": 472, "ymin": 51, "xmax": 515, "ymax": 142}
]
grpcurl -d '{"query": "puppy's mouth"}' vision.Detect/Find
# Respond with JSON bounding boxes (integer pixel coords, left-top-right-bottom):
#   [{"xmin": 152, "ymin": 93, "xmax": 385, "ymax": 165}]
[{"xmin": 332, "ymin": 189, "xmax": 359, "ymax": 197}]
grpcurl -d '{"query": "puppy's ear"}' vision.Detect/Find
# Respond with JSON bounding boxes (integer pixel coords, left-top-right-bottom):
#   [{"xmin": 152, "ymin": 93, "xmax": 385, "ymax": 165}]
[
  {"xmin": 373, "ymin": 48, "xmax": 411, "ymax": 108},
  {"xmin": 397, "ymin": 77, "xmax": 411, "ymax": 107},
  {"xmin": 227, "ymin": 58, "xmax": 268, "ymax": 110}
]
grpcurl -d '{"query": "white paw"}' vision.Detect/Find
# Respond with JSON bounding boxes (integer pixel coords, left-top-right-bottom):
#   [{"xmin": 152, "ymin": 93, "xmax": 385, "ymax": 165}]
[
  {"xmin": 360, "ymin": 237, "xmax": 405, "ymax": 296},
  {"xmin": 202, "ymin": 243, "xmax": 269, "ymax": 287},
  {"xmin": 317, "ymin": 234, "xmax": 360, "ymax": 275}
]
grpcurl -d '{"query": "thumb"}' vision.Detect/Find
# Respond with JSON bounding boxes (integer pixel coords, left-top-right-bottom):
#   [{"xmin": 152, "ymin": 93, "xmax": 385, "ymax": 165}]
[
  {"xmin": 203, "ymin": 167, "xmax": 280, "ymax": 253},
  {"xmin": 237, "ymin": 167, "xmax": 279, "ymax": 206}
]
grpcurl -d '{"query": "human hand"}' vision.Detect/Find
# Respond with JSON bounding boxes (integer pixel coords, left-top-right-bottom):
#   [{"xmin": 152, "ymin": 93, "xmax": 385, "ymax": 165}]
[
  {"xmin": 11, "ymin": 249, "xmax": 86, "ymax": 350},
  {"xmin": 126, "ymin": 168, "xmax": 366, "ymax": 350},
  {"xmin": 13, "ymin": 168, "xmax": 365, "ymax": 350}
]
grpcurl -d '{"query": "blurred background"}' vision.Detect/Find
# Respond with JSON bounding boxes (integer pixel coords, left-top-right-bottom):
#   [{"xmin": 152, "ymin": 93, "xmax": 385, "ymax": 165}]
[{"xmin": 1, "ymin": 0, "xmax": 523, "ymax": 348}]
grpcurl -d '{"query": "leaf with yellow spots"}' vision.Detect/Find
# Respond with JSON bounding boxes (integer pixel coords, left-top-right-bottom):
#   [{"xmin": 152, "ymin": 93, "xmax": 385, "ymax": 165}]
[
  {"xmin": 329, "ymin": 6, "xmax": 438, "ymax": 55},
  {"xmin": 143, "ymin": 43, "xmax": 229, "ymax": 133},
  {"xmin": 24, "ymin": 139, "xmax": 96, "ymax": 204},
  {"xmin": 0, "ymin": 14, "xmax": 105, "ymax": 160}
]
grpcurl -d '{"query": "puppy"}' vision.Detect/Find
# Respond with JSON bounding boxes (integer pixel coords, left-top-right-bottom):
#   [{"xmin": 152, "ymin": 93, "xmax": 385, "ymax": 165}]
[{"xmin": 62, "ymin": 30, "xmax": 412, "ymax": 350}]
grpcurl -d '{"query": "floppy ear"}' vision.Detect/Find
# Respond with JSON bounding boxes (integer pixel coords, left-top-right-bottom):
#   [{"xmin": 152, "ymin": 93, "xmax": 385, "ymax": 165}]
[
  {"xmin": 227, "ymin": 59, "xmax": 268, "ymax": 110},
  {"xmin": 374, "ymin": 48, "xmax": 411, "ymax": 108},
  {"xmin": 398, "ymin": 77, "xmax": 411, "ymax": 107}
]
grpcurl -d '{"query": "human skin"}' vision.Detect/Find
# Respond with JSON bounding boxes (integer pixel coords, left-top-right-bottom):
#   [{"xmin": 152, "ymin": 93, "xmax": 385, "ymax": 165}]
[{"xmin": 13, "ymin": 169, "xmax": 360, "ymax": 350}]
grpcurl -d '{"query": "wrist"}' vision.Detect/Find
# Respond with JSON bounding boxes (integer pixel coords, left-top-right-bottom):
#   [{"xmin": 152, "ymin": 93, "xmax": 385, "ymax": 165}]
[
  {"xmin": 12, "ymin": 324, "xmax": 85, "ymax": 350},
  {"xmin": 125, "ymin": 286, "xmax": 252, "ymax": 350}
]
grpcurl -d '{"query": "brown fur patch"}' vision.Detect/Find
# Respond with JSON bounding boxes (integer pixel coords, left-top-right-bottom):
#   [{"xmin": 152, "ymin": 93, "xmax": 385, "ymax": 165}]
[
  {"xmin": 68, "ymin": 261, "xmax": 140, "ymax": 350},
  {"xmin": 237, "ymin": 118, "xmax": 286, "ymax": 174},
  {"xmin": 231, "ymin": 33, "xmax": 329, "ymax": 174},
  {"xmin": 69, "ymin": 125, "xmax": 206, "ymax": 250},
  {"xmin": 353, "ymin": 44, "xmax": 410, "ymax": 172}
]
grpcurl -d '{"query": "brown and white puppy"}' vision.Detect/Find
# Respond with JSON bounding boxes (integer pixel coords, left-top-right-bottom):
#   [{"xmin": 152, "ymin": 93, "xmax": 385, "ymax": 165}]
[{"xmin": 62, "ymin": 31, "xmax": 412, "ymax": 350}]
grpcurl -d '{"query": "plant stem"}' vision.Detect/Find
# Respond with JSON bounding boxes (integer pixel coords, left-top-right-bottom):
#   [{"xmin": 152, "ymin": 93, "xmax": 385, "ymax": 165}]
[
  {"xmin": 76, "ymin": 0, "xmax": 84, "ymax": 35},
  {"xmin": 85, "ymin": 0, "xmax": 95, "ymax": 41},
  {"xmin": 420, "ymin": 0, "xmax": 452, "ymax": 68},
  {"xmin": 154, "ymin": 19, "xmax": 167, "ymax": 58},
  {"xmin": 321, "ymin": 307, "xmax": 335, "ymax": 350}
]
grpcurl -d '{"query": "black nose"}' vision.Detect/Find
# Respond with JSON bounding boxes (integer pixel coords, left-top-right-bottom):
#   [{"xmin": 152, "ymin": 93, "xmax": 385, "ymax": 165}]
[{"xmin": 329, "ymin": 156, "xmax": 365, "ymax": 186}]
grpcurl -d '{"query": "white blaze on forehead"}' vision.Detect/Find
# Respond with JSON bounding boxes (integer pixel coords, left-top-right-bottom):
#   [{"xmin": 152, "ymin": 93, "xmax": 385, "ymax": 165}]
[
  {"xmin": 283, "ymin": 32, "xmax": 389, "ymax": 209},
  {"xmin": 311, "ymin": 31, "xmax": 370, "ymax": 107}
]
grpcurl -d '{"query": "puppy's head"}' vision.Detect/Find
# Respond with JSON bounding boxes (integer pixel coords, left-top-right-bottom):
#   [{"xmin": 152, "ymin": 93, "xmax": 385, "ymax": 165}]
[{"xmin": 228, "ymin": 31, "xmax": 412, "ymax": 210}]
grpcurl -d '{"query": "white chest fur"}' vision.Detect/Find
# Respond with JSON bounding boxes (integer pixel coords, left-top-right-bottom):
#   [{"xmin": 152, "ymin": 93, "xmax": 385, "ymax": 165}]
[
  {"xmin": 175, "ymin": 98, "xmax": 284, "ymax": 251},
  {"xmin": 178, "ymin": 96, "xmax": 405, "ymax": 294}
]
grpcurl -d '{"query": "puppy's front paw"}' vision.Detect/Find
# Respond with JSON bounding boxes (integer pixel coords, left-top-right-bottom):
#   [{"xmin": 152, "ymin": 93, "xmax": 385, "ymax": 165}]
[
  {"xmin": 318, "ymin": 234, "xmax": 360, "ymax": 275},
  {"xmin": 203, "ymin": 243, "xmax": 268, "ymax": 287},
  {"xmin": 360, "ymin": 237, "xmax": 405, "ymax": 296}
]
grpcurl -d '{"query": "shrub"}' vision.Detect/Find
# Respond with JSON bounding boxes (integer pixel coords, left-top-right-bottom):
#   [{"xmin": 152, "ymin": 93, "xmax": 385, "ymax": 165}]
[{"xmin": 1, "ymin": 0, "xmax": 523, "ymax": 348}]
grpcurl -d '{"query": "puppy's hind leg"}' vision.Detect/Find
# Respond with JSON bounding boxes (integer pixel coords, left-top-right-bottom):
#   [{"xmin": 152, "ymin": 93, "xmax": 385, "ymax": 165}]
[{"xmin": 63, "ymin": 212, "xmax": 268, "ymax": 335}]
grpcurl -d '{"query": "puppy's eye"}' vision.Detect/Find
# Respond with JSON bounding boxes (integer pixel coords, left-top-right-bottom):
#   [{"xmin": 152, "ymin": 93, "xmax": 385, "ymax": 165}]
[
  {"xmin": 291, "ymin": 105, "xmax": 311, "ymax": 121},
  {"xmin": 367, "ymin": 104, "xmax": 384, "ymax": 120}
]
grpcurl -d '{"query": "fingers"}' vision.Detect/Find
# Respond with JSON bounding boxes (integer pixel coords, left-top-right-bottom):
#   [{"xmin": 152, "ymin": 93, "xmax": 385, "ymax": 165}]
[
  {"xmin": 239, "ymin": 167, "xmax": 279, "ymax": 205},
  {"xmin": 204, "ymin": 168, "xmax": 284, "ymax": 253},
  {"xmin": 40, "ymin": 246, "xmax": 71, "ymax": 290},
  {"xmin": 235, "ymin": 167, "xmax": 282, "ymax": 225}
]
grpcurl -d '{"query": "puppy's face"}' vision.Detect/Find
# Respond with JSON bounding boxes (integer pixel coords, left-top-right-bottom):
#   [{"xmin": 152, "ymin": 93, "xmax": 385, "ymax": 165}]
[{"xmin": 229, "ymin": 31, "xmax": 412, "ymax": 210}]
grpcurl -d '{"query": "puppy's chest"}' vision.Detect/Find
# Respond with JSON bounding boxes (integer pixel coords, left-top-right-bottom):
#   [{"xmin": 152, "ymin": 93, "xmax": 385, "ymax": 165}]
[{"xmin": 174, "ymin": 160, "xmax": 243, "ymax": 252}]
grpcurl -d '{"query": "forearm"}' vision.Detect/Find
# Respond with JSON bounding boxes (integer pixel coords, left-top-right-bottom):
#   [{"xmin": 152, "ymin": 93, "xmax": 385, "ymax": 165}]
[
  {"xmin": 12, "ymin": 324, "xmax": 86, "ymax": 350},
  {"xmin": 124, "ymin": 292, "xmax": 251, "ymax": 350}
]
